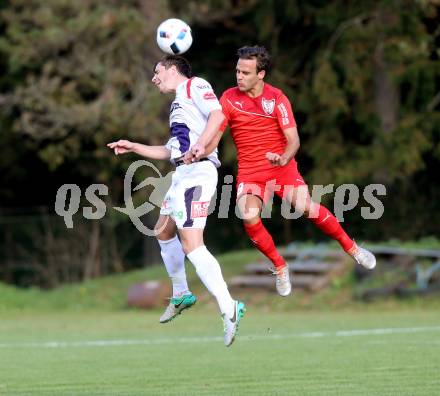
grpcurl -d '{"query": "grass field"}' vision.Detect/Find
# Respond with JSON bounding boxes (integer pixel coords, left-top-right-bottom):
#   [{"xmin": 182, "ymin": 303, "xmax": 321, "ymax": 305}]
[
  {"xmin": 1, "ymin": 248, "xmax": 440, "ymax": 395},
  {"xmin": 1, "ymin": 309, "xmax": 439, "ymax": 395}
]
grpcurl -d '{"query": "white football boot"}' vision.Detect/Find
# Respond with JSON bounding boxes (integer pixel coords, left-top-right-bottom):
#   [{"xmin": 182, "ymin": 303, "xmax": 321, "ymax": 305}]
[
  {"xmin": 222, "ymin": 300, "xmax": 246, "ymax": 347},
  {"xmin": 272, "ymin": 265, "xmax": 292, "ymax": 296},
  {"xmin": 349, "ymin": 243, "xmax": 376, "ymax": 270}
]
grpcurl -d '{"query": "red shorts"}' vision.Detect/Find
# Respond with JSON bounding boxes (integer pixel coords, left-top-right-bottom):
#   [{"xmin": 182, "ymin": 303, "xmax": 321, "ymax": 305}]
[{"xmin": 236, "ymin": 162, "xmax": 306, "ymax": 204}]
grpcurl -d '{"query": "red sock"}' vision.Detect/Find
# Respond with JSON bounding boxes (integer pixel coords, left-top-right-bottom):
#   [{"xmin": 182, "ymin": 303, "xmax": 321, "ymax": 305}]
[
  {"xmin": 244, "ymin": 220, "xmax": 286, "ymax": 269},
  {"xmin": 308, "ymin": 205, "xmax": 355, "ymax": 252}
]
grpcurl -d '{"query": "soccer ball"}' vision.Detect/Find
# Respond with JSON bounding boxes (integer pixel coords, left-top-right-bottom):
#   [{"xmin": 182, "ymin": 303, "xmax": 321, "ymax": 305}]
[{"xmin": 156, "ymin": 18, "xmax": 193, "ymax": 55}]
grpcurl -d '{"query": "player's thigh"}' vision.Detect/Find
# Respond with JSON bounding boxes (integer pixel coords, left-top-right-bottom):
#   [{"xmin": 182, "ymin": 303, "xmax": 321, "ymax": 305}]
[
  {"xmin": 154, "ymin": 215, "xmax": 177, "ymax": 240},
  {"xmin": 284, "ymin": 185, "xmax": 320, "ymax": 217},
  {"xmin": 236, "ymin": 193, "xmax": 263, "ymax": 224},
  {"xmin": 274, "ymin": 163, "xmax": 317, "ymax": 216},
  {"xmin": 159, "ymin": 179, "xmax": 176, "ymax": 218},
  {"xmin": 174, "ymin": 162, "xmax": 217, "ymax": 229}
]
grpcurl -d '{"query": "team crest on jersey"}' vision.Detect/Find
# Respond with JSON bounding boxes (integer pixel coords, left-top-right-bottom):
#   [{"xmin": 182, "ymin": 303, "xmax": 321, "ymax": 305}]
[{"xmin": 262, "ymin": 98, "xmax": 275, "ymax": 115}]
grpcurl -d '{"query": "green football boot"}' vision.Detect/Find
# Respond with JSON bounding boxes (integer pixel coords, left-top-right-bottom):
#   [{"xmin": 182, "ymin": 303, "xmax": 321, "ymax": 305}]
[{"xmin": 159, "ymin": 293, "xmax": 197, "ymax": 323}]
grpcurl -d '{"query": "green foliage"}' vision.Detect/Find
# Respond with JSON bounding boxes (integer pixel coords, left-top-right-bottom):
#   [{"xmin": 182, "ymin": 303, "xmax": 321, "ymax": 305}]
[
  {"xmin": 2, "ymin": 241, "xmax": 440, "ymax": 312},
  {"xmin": 179, "ymin": 0, "xmax": 440, "ymax": 242},
  {"xmin": 0, "ymin": 0, "xmax": 168, "ymax": 179},
  {"xmin": 301, "ymin": 1, "xmax": 438, "ymax": 184},
  {"xmin": 179, "ymin": 0, "xmax": 439, "ymax": 186},
  {"xmin": 0, "ymin": 0, "xmax": 439, "ymax": 257},
  {"xmin": 0, "ymin": 249, "xmax": 260, "ymax": 311}
]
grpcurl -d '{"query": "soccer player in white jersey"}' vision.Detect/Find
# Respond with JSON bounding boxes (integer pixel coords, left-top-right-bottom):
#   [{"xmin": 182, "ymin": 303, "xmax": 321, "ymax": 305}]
[{"xmin": 107, "ymin": 55, "xmax": 245, "ymax": 347}]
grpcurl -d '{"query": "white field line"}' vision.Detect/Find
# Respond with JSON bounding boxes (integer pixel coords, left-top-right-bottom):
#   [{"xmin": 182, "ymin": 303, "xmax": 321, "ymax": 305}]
[{"xmin": 0, "ymin": 326, "xmax": 439, "ymax": 349}]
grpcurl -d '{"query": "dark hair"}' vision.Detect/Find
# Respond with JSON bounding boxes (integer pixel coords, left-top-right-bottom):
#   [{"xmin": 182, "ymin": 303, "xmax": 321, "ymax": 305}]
[
  {"xmin": 237, "ymin": 46, "xmax": 271, "ymax": 74},
  {"xmin": 154, "ymin": 55, "xmax": 192, "ymax": 78}
]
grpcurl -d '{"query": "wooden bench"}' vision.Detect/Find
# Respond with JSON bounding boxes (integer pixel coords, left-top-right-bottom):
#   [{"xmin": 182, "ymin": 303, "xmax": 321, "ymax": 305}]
[{"xmin": 229, "ymin": 248, "xmax": 348, "ymax": 292}]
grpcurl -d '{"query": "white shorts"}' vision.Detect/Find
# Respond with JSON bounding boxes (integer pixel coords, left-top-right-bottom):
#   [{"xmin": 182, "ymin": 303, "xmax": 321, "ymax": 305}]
[{"xmin": 160, "ymin": 160, "xmax": 217, "ymax": 229}]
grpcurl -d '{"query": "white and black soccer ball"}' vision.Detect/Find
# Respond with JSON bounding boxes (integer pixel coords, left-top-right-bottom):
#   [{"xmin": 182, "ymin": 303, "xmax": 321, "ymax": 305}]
[{"xmin": 156, "ymin": 18, "xmax": 193, "ymax": 55}]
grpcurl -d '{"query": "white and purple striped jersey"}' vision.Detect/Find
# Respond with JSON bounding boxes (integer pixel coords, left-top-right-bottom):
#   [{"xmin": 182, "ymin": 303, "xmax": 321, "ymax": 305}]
[{"xmin": 166, "ymin": 76, "xmax": 222, "ymax": 167}]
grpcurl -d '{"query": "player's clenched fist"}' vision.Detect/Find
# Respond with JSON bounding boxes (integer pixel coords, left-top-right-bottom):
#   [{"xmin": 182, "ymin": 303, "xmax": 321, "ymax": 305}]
[
  {"xmin": 107, "ymin": 140, "xmax": 135, "ymax": 155},
  {"xmin": 183, "ymin": 142, "xmax": 206, "ymax": 164},
  {"xmin": 190, "ymin": 143, "xmax": 206, "ymax": 161},
  {"xmin": 266, "ymin": 152, "xmax": 288, "ymax": 166}
]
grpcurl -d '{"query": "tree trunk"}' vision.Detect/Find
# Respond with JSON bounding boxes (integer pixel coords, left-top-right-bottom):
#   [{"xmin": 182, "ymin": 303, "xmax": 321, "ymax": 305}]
[
  {"xmin": 84, "ymin": 221, "xmax": 101, "ymax": 280},
  {"xmin": 373, "ymin": 43, "xmax": 399, "ymax": 134},
  {"xmin": 373, "ymin": 7, "xmax": 399, "ymax": 135}
]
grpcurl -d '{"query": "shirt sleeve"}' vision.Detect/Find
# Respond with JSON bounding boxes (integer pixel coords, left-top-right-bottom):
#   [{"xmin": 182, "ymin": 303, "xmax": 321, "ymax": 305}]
[
  {"xmin": 190, "ymin": 77, "xmax": 222, "ymax": 117},
  {"xmin": 218, "ymin": 93, "xmax": 230, "ymax": 132},
  {"xmin": 275, "ymin": 94, "xmax": 297, "ymax": 130}
]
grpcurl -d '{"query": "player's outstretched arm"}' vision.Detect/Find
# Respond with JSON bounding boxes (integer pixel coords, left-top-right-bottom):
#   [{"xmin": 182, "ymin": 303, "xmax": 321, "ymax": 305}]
[{"xmin": 107, "ymin": 140, "xmax": 170, "ymax": 160}]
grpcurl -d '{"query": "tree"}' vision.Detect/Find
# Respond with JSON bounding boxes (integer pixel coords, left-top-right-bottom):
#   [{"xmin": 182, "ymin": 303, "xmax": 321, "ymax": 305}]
[
  {"xmin": 0, "ymin": 0, "xmax": 173, "ymax": 282},
  {"xmin": 173, "ymin": 0, "xmax": 440, "ymax": 241},
  {"xmin": 0, "ymin": 0, "xmax": 170, "ymax": 179}
]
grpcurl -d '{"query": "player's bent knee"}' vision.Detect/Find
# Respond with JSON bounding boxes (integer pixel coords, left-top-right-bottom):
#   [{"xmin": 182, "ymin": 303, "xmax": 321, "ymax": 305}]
[
  {"xmin": 181, "ymin": 241, "xmax": 203, "ymax": 255},
  {"xmin": 242, "ymin": 215, "xmax": 261, "ymax": 226},
  {"xmin": 154, "ymin": 225, "xmax": 175, "ymax": 241},
  {"xmin": 237, "ymin": 195, "xmax": 262, "ymax": 223},
  {"xmin": 303, "ymin": 201, "xmax": 320, "ymax": 218},
  {"xmin": 179, "ymin": 228, "xmax": 204, "ymax": 255}
]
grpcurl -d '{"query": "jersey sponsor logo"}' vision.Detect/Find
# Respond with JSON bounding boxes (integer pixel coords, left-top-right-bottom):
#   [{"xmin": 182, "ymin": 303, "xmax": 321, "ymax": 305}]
[
  {"xmin": 277, "ymin": 103, "xmax": 290, "ymax": 126},
  {"xmin": 170, "ymin": 102, "xmax": 182, "ymax": 114},
  {"xmin": 196, "ymin": 84, "xmax": 210, "ymax": 90},
  {"xmin": 191, "ymin": 201, "xmax": 210, "ymax": 218},
  {"xmin": 262, "ymin": 98, "xmax": 275, "ymax": 115},
  {"xmin": 203, "ymin": 91, "xmax": 217, "ymax": 100},
  {"xmin": 235, "ymin": 101, "xmax": 244, "ymax": 109},
  {"xmin": 173, "ymin": 210, "xmax": 184, "ymax": 219}
]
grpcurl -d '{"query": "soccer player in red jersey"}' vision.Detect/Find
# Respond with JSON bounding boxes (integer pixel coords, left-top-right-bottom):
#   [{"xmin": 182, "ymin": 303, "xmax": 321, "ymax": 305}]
[{"xmin": 188, "ymin": 46, "xmax": 376, "ymax": 296}]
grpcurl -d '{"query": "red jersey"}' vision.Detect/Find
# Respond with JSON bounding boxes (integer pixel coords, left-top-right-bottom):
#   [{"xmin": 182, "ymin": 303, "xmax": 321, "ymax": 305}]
[{"xmin": 219, "ymin": 83, "xmax": 297, "ymax": 176}]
